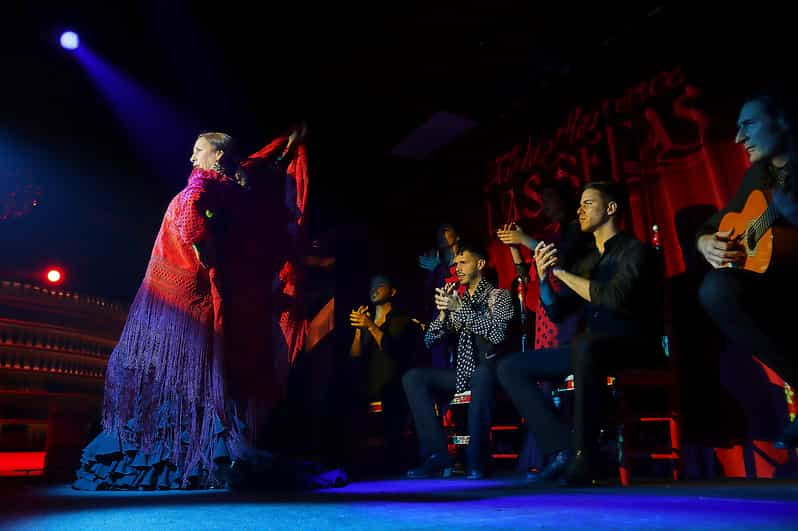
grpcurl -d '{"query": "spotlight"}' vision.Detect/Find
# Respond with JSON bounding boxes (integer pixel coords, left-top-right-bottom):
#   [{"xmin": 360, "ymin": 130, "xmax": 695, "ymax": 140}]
[
  {"xmin": 60, "ymin": 31, "xmax": 80, "ymax": 50},
  {"xmin": 46, "ymin": 268, "xmax": 64, "ymax": 285}
]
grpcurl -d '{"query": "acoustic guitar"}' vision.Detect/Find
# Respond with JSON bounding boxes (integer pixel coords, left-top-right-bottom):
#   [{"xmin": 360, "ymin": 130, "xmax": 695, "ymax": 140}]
[{"xmin": 718, "ymin": 188, "xmax": 798, "ymax": 273}]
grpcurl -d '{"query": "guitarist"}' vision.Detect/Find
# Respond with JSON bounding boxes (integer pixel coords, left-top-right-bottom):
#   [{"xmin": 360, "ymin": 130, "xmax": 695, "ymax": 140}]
[{"xmin": 696, "ymin": 85, "xmax": 798, "ymax": 449}]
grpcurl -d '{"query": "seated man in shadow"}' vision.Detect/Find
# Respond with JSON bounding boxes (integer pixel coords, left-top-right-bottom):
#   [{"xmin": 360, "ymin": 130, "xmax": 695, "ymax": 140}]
[
  {"xmin": 496, "ymin": 181, "xmax": 664, "ymax": 486},
  {"xmin": 348, "ymin": 274, "xmax": 422, "ymax": 474},
  {"xmin": 418, "ymin": 223, "xmax": 462, "ymax": 370}
]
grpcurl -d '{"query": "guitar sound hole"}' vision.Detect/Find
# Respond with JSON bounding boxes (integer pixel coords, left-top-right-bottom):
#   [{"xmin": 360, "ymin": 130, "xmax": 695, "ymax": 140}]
[{"xmin": 746, "ymin": 231, "xmax": 757, "ymax": 252}]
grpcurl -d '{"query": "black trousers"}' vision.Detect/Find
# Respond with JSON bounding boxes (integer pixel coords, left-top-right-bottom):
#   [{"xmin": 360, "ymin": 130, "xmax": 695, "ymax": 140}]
[
  {"xmin": 379, "ymin": 380, "xmax": 410, "ymax": 465},
  {"xmin": 497, "ymin": 333, "xmax": 661, "ymax": 457},
  {"xmin": 335, "ymin": 367, "xmax": 409, "ymax": 471},
  {"xmin": 699, "ymin": 268, "xmax": 797, "ymax": 387},
  {"xmin": 402, "ymin": 360, "xmax": 498, "ymax": 470}
]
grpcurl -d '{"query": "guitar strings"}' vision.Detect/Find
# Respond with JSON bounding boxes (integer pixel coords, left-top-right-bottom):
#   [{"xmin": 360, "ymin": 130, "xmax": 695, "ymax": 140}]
[{"xmin": 749, "ymin": 204, "xmax": 776, "ymax": 245}]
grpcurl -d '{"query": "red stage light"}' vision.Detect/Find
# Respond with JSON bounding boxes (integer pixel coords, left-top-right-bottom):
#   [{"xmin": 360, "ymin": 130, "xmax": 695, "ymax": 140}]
[{"xmin": 46, "ymin": 268, "xmax": 63, "ymax": 284}]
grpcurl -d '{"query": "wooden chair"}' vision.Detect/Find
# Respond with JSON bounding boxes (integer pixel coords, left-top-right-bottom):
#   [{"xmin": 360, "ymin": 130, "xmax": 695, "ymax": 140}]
[
  {"xmin": 610, "ymin": 335, "xmax": 682, "ymax": 486},
  {"xmin": 444, "ymin": 390, "xmax": 522, "ymax": 474}
]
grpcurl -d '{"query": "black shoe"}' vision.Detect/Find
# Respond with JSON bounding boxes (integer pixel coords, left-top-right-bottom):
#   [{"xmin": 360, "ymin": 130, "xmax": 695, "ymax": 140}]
[
  {"xmin": 529, "ymin": 449, "xmax": 571, "ymax": 484},
  {"xmin": 775, "ymin": 420, "xmax": 798, "ymax": 449},
  {"xmin": 406, "ymin": 454, "xmax": 453, "ymax": 479},
  {"xmin": 563, "ymin": 450, "xmax": 600, "ymax": 487}
]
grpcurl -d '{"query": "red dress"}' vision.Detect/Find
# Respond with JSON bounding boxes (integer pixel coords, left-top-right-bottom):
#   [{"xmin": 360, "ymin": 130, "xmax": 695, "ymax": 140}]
[{"xmin": 75, "ymin": 168, "xmax": 244, "ymax": 490}]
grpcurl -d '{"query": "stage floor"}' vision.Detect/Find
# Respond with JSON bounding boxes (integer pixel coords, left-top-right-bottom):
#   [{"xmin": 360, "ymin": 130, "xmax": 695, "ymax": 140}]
[{"xmin": 2, "ymin": 476, "xmax": 798, "ymax": 529}]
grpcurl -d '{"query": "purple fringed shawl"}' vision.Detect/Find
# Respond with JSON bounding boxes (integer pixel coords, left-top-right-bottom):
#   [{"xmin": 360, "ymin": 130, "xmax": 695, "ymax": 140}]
[{"xmin": 100, "ymin": 168, "xmax": 241, "ymax": 486}]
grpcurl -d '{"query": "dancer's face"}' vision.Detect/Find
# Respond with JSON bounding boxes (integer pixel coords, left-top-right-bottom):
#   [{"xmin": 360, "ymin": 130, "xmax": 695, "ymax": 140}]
[{"xmin": 190, "ymin": 137, "xmax": 223, "ymax": 171}]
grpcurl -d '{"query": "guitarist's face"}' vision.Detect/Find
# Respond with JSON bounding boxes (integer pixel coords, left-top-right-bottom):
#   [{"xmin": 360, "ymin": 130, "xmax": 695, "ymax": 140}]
[{"xmin": 735, "ymin": 101, "xmax": 787, "ymax": 164}]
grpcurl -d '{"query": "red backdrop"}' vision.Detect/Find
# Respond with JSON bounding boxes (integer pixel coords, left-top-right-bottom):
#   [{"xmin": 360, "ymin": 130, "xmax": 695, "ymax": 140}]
[{"xmin": 482, "ymin": 65, "xmax": 796, "ymax": 478}]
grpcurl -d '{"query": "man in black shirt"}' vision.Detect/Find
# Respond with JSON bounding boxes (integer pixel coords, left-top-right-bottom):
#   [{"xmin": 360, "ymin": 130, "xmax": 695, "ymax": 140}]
[
  {"xmin": 696, "ymin": 85, "xmax": 798, "ymax": 449},
  {"xmin": 497, "ymin": 181, "xmax": 662, "ymax": 486},
  {"xmin": 348, "ymin": 274, "xmax": 422, "ymax": 473}
]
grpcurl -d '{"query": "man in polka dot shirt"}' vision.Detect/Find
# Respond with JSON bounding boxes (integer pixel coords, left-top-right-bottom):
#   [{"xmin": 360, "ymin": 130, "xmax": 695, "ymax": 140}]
[{"xmin": 402, "ymin": 243, "xmax": 514, "ymax": 480}]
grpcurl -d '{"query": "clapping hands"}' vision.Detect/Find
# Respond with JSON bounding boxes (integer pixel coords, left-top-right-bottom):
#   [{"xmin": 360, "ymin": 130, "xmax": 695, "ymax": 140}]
[
  {"xmin": 349, "ymin": 305, "xmax": 374, "ymax": 329},
  {"xmin": 434, "ymin": 282, "xmax": 461, "ymax": 312}
]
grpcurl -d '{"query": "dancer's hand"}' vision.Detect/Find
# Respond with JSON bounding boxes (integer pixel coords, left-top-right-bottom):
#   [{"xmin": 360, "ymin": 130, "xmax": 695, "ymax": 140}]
[
  {"xmin": 288, "ymin": 122, "xmax": 308, "ymax": 145},
  {"xmin": 193, "ymin": 243, "xmax": 215, "ymax": 269}
]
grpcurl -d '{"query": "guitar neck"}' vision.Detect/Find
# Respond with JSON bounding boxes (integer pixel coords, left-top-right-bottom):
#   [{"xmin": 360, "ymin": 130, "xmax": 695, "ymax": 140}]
[{"xmin": 750, "ymin": 204, "xmax": 778, "ymax": 245}]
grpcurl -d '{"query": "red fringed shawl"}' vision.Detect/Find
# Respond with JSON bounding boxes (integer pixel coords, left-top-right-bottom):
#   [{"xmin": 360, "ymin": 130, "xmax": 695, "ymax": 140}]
[{"xmin": 241, "ymin": 134, "xmax": 310, "ymax": 365}]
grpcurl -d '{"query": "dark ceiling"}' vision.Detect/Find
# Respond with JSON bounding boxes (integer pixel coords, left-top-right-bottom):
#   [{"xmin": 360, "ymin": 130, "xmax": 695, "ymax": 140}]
[
  {"xmin": 12, "ymin": 1, "xmax": 693, "ymax": 151},
  {"xmin": 8, "ymin": 2, "xmax": 783, "ymax": 168}
]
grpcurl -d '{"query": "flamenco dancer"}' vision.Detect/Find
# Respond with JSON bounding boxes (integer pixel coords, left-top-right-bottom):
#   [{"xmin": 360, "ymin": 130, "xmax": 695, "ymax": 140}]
[{"xmin": 72, "ymin": 126, "xmax": 335, "ymax": 490}]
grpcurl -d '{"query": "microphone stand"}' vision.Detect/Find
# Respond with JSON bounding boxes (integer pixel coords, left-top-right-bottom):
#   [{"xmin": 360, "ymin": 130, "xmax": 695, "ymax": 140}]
[{"xmin": 517, "ymin": 275, "xmax": 528, "ymax": 351}]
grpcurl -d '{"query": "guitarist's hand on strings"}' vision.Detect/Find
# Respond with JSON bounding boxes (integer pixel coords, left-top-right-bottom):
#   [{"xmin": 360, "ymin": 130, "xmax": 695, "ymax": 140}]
[{"xmin": 697, "ymin": 230, "xmax": 746, "ymax": 269}]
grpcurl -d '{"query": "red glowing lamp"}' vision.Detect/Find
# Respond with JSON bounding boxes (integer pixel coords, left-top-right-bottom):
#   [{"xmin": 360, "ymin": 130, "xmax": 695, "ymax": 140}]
[{"xmin": 46, "ymin": 268, "xmax": 63, "ymax": 285}]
